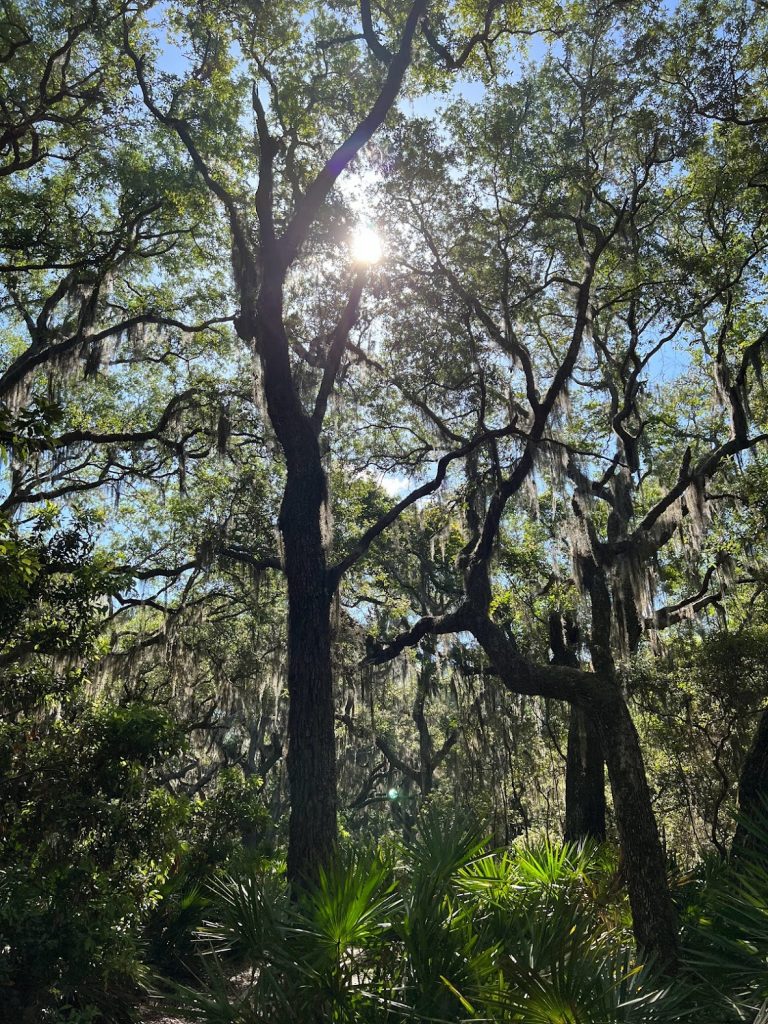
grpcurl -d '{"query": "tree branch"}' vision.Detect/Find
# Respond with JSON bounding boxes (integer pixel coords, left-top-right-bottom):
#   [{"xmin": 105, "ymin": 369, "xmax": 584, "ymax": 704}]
[
  {"xmin": 278, "ymin": 0, "xmax": 427, "ymax": 268},
  {"xmin": 311, "ymin": 272, "xmax": 365, "ymax": 431},
  {"xmin": 329, "ymin": 421, "xmax": 518, "ymax": 587}
]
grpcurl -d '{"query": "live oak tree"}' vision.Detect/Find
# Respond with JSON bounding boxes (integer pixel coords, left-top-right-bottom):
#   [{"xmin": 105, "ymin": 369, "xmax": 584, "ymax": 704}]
[
  {"xmin": 361, "ymin": 0, "xmax": 768, "ymax": 966},
  {"xmin": 4, "ymin": 0, "xmax": 768, "ymax": 982},
  {"xmin": 1, "ymin": 0, "xmax": 490, "ymax": 886},
  {"xmin": 120, "ymin": 0, "xmax": 420, "ymax": 886},
  {"xmin": 117, "ymin": 0, "xmax": 535, "ymax": 884}
]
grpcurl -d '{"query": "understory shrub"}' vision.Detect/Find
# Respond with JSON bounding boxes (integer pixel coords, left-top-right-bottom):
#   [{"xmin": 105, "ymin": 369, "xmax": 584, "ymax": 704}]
[
  {"xmin": 163, "ymin": 808, "xmax": 768, "ymax": 1024},
  {"xmin": 168, "ymin": 811, "xmax": 684, "ymax": 1024}
]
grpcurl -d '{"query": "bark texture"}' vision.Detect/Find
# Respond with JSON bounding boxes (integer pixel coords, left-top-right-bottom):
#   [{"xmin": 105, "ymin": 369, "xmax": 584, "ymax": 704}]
[
  {"xmin": 549, "ymin": 612, "xmax": 606, "ymax": 843},
  {"xmin": 282, "ymin": 473, "xmax": 337, "ymax": 884},
  {"xmin": 733, "ymin": 705, "xmax": 768, "ymax": 859},
  {"xmin": 590, "ymin": 689, "xmax": 677, "ymax": 967},
  {"xmin": 254, "ymin": 277, "xmax": 340, "ymax": 885},
  {"xmin": 565, "ymin": 706, "xmax": 606, "ymax": 843},
  {"xmin": 580, "ymin": 560, "xmax": 677, "ymax": 965}
]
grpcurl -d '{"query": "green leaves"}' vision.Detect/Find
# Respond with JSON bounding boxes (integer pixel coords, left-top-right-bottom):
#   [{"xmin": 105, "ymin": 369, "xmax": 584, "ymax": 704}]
[
  {"xmin": 0, "ymin": 696, "xmax": 189, "ymax": 1019},
  {"xmin": 682, "ymin": 804, "xmax": 768, "ymax": 1017},
  {"xmin": 176, "ymin": 823, "xmax": 698, "ymax": 1024}
]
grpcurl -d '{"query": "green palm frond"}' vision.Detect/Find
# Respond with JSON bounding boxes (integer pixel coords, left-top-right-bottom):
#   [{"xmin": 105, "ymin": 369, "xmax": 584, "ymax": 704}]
[
  {"xmin": 171, "ymin": 829, "xmax": 690, "ymax": 1024},
  {"xmin": 484, "ymin": 896, "xmax": 683, "ymax": 1024},
  {"xmin": 198, "ymin": 867, "xmax": 285, "ymax": 964},
  {"xmin": 679, "ymin": 801, "xmax": 768, "ymax": 1020},
  {"xmin": 403, "ymin": 806, "xmax": 490, "ymax": 897}
]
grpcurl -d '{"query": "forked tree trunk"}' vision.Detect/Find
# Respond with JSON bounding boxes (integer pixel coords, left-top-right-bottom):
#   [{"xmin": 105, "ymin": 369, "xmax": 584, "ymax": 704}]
[
  {"xmin": 471, "ymin": 613, "xmax": 677, "ymax": 968},
  {"xmin": 565, "ymin": 705, "xmax": 606, "ymax": 843}
]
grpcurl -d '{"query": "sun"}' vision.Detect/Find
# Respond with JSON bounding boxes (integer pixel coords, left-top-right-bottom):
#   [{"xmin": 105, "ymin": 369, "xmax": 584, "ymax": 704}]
[{"xmin": 350, "ymin": 224, "xmax": 383, "ymax": 265}]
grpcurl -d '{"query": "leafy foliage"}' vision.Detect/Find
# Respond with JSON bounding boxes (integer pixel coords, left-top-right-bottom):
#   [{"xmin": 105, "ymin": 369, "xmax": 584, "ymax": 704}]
[
  {"xmin": 2, "ymin": 0, "xmax": 768, "ymax": 1017},
  {"xmin": 170, "ymin": 819, "xmax": 686, "ymax": 1024}
]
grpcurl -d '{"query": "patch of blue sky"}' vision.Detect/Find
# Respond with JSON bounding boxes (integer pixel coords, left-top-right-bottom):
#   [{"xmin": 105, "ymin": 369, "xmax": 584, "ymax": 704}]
[
  {"xmin": 402, "ymin": 30, "xmax": 557, "ymax": 121},
  {"xmin": 149, "ymin": 2, "xmax": 190, "ymax": 76}
]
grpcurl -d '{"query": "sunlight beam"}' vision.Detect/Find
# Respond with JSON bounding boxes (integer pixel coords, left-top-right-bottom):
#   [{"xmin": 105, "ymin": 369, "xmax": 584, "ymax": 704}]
[{"xmin": 350, "ymin": 224, "xmax": 383, "ymax": 265}]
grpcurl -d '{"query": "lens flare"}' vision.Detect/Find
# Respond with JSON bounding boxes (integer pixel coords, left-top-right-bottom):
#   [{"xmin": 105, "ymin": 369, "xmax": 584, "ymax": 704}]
[{"xmin": 350, "ymin": 224, "xmax": 383, "ymax": 265}]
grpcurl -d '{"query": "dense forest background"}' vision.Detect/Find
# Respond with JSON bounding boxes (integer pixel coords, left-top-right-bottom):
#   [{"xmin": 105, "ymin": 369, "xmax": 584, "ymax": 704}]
[{"xmin": 3, "ymin": 0, "xmax": 768, "ymax": 1020}]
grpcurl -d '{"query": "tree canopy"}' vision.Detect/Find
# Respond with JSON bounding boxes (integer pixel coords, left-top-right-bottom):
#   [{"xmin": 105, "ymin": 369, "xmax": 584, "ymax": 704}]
[{"xmin": 3, "ymin": 0, "xmax": 768, "ymax": 1019}]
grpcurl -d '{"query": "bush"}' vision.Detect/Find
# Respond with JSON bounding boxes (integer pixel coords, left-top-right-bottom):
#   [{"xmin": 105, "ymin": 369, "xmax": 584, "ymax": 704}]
[
  {"xmin": 0, "ymin": 517, "xmax": 189, "ymax": 1021},
  {"xmin": 170, "ymin": 811, "xmax": 679, "ymax": 1024},
  {"xmin": 0, "ymin": 700, "xmax": 188, "ymax": 1022},
  {"xmin": 145, "ymin": 766, "xmax": 273, "ymax": 976}
]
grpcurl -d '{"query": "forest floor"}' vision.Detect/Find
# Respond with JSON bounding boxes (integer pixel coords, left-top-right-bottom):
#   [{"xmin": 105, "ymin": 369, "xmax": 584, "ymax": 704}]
[{"xmin": 141, "ymin": 1007, "xmax": 189, "ymax": 1024}]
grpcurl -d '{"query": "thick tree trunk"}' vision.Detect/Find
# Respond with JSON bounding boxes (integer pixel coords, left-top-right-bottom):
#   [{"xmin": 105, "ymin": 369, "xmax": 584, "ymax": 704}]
[
  {"xmin": 549, "ymin": 613, "xmax": 606, "ymax": 843},
  {"xmin": 565, "ymin": 705, "xmax": 606, "ymax": 843},
  {"xmin": 591, "ymin": 687, "xmax": 678, "ymax": 968},
  {"xmin": 733, "ymin": 705, "xmax": 768, "ymax": 859},
  {"xmin": 471, "ymin": 612, "xmax": 678, "ymax": 968},
  {"xmin": 281, "ymin": 465, "xmax": 337, "ymax": 886}
]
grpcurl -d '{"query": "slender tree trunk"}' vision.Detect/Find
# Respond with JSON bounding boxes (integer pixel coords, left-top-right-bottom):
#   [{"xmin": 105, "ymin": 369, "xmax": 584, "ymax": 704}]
[
  {"xmin": 733, "ymin": 705, "xmax": 768, "ymax": 860},
  {"xmin": 565, "ymin": 705, "xmax": 606, "ymax": 843},
  {"xmin": 591, "ymin": 687, "xmax": 678, "ymax": 968},
  {"xmin": 413, "ymin": 670, "xmax": 434, "ymax": 797}
]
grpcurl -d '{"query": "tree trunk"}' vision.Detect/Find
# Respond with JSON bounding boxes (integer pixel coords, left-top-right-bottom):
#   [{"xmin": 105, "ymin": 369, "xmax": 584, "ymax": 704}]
[
  {"xmin": 549, "ymin": 613, "xmax": 606, "ymax": 843},
  {"xmin": 565, "ymin": 705, "xmax": 606, "ymax": 843},
  {"xmin": 282, "ymin": 464, "xmax": 337, "ymax": 886},
  {"xmin": 591, "ymin": 687, "xmax": 678, "ymax": 969},
  {"xmin": 733, "ymin": 705, "xmax": 768, "ymax": 860},
  {"xmin": 470, "ymin": 610, "xmax": 678, "ymax": 968},
  {"xmin": 413, "ymin": 666, "xmax": 435, "ymax": 798},
  {"xmin": 255, "ymin": 278, "xmax": 338, "ymax": 887},
  {"xmin": 577, "ymin": 561, "xmax": 677, "ymax": 965}
]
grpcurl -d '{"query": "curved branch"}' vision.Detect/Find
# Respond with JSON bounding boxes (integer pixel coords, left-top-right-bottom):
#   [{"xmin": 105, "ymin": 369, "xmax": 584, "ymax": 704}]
[
  {"xmin": 364, "ymin": 604, "xmax": 471, "ymax": 666},
  {"xmin": 0, "ymin": 313, "xmax": 232, "ymax": 402},
  {"xmin": 632, "ymin": 433, "xmax": 768, "ymax": 543},
  {"xmin": 360, "ymin": 0, "xmax": 394, "ymax": 63},
  {"xmin": 375, "ymin": 733, "xmax": 419, "ymax": 780},
  {"xmin": 311, "ymin": 273, "xmax": 365, "ymax": 431},
  {"xmin": 329, "ymin": 421, "xmax": 518, "ymax": 587}
]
